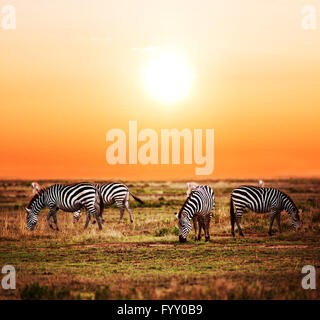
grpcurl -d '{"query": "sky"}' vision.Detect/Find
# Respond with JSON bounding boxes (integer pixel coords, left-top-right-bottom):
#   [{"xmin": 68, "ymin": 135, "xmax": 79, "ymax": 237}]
[{"xmin": 0, "ymin": 0, "xmax": 319, "ymax": 180}]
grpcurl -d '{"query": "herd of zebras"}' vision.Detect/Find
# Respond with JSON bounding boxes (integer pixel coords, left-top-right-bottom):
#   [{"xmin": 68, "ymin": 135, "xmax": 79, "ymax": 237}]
[{"xmin": 26, "ymin": 181, "xmax": 302, "ymax": 242}]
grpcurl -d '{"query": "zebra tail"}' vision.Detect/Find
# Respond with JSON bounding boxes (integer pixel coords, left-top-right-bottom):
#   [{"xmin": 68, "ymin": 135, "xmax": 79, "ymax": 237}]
[
  {"xmin": 230, "ymin": 196, "xmax": 235, "ymax": 226},
  {"xmin": 130, "ymin": 192, "xmax": 144, "ymax": 204}
]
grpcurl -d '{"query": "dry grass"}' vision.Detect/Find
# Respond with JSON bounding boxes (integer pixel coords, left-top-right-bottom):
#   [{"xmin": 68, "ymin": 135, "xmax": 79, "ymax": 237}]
[{"xmin": 0, "ymin": 178, "xmax": 320, "ymax": 300}]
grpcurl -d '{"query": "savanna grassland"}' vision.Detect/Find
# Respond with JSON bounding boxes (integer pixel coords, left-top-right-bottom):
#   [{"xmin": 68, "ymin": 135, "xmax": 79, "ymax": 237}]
[{"xmin": 0, "ymin": 179, "xmax": 319, "ymax": 300}]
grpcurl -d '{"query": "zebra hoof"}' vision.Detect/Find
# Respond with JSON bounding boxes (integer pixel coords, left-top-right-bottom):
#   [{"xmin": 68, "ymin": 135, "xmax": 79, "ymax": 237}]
[
  {"xmin": 268, "ymin": 232, "xmax": 272, "ymax": 236},
  {"xmin": 231, "ymin": 232, "xmax": 235, "ymax": 237},
  {"xmin": 240, "ymin": 233, "xmax": 244, "ymax": 237},
  {"xmin": 92, "ymin": 220, "xmax": 96, "ymax": 224},
  {"xmin": 205, "ymin": 237, "xmax": 210, "ymax": 242}
]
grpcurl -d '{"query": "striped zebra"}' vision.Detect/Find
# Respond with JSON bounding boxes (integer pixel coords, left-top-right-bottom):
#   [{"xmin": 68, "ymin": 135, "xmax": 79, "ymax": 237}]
[
  {"xmin": 175, "ymin": 185, "xmax": 215, "ymax": 243},
  {"xmin": 25, "ymin": 183, "xmax": 103, "ymax": 231},
  {"xmin": 31, "ymin": 182, "xmax": 82, "ymax": 224},
  {"xmin": 73, "ymin": 183, "xmax": 144, "ymax": 224},
  {"xmin": 230, "ymin": 185, "xmax": 301, "ymax": 237}
]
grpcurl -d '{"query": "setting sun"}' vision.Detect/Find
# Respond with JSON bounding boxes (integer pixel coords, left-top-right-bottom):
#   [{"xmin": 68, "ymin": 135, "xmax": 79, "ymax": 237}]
[{"xmin": 142, "ymin": 51, "xmax": 192, "ymax": 104}]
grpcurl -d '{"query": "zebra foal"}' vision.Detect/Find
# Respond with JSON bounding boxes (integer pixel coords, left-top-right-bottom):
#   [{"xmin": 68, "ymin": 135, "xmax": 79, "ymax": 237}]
[
  {"xmin": 230, "ymin": 185, "xmax": 301, "ymax": 237},
  {"xmin": 175, "ymin": 185, "xmax": 215, "ymax": 243},
  {"xmin": 25, "ymin": 183, "xmax": 103, "ymax": 230}
]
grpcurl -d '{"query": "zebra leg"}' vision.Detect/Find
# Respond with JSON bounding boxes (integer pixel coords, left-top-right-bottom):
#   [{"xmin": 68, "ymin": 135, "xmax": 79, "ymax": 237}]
[
  {"xmin": 268, "ymin": 211, "xmax": 277, "ymax": 236},
  {"xmin": 52, "ymin": 213, "xmax": 59, "ymax": 231},
  {"xmin": 204, "ymin": 215, "xmax": 211, "ymax": 242},
  {"xmin": 231, "ymin": 221, "xmax": 235, "ymax": 237},
  {"xmin": 47, "ymin": 213, "xmax": 55, "ymax": 229},
  {"xmin": 198, "ymin": 218, "xmax": 204, "ymax": 241},
  {"xmin": 124, "ymin": 200, "xmax": 134, "ymax": 223},
  {"xmin": 276, "ymin": 212, "xmax": 281, "ymax": 233},
  {"xmin": 73, "ymin": 210, "xmax": 82, "ymax": 224},
  {"xmin": 118, "ymin": 207, "xmax": 125, "ymax": 224},
  {"xmin": 235, "ymin": 214, "xmax": 244, "ymax": 237},
  {"xmin": 84, "ymin": 210, "xmax": 91, "ymax": 229},
  {"xmin": 198, "ymin": 219, "xmax": 203, "ymax": 241},
  {"xmin": 192, "ymin": 216, "xmax": 199, "ymax": 241},
  {"xmin": 47, "ymin": 208, "xmax": 58, "ymax": 230},
  {"xmin": 94, "ymin": 212, "xmax": 103, "ymax": 230}
]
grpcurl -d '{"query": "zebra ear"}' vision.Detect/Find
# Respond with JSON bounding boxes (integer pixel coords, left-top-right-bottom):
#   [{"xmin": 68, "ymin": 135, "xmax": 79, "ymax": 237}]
[
  {"xmin": 25, "ymin": 208, "xmax": 31, "ymax": 213},
  {"xmin": 174, "ymin": 212, "xmax": 178, "ymax": 219},
  {"xmin": 298, "ymin": 209, "xmax": 303, "ymax": 214}
]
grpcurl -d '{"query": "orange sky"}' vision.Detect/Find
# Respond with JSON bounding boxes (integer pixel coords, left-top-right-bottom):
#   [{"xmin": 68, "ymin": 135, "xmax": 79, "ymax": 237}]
[{"xmin": 0, "ymin": 0, "xmax": 319, "ymax": 180}]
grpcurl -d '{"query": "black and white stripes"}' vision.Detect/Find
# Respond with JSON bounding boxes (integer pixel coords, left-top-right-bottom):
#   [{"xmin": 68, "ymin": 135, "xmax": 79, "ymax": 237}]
[
  {"xmin": 230, "ymin": 185, "xmax": 301, "ymax": 237},
  {"xmin": 175, "ymin": 185, "xmax": 215, "ymax": 242},
  {"xmin": 73, "ymin": 183, "xmax": 144, "ymax": 224},
  {"xmin": 25, "ymin": 183, "xmax": 103, "ymax": 230},
  {"xmin": 25, "ymin": 182, "xmax": 301, "ymax": 240}
]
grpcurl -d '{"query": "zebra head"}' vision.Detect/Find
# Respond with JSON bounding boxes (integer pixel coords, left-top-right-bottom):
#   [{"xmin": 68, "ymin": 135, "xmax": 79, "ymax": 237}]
[
  {"xmin": 25, "ymin": 190, "xmax": 45, "ymax": 230},
  {"xmin": 73, "ymin": 210, "xmax": 82, "ymax": 223},
  {"xmin": 288, "ymin": 208, "xmax": 302, "ymax": 229},
  {"xmin": 174, "ymin": 212, "xmax": 191, "ymax": 243},
  {"xmin": 282, "ymin": 193, "xmax": 301, "ymax": 229},
  {"xmin": 25, "ymin": 207, "xmax": 38, "ymax": 230}
]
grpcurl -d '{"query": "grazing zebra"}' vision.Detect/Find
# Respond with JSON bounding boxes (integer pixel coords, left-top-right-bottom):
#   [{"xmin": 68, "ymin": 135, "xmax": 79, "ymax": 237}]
[
  {"xmin": 230, "ymin": 185, "xmax": 301, "ymax": 237},
  {"xmin": 175, "ymin": 185, "xmax": 215, "ymax": 243},
  {"xmin": 73, "ymin": 183, "xmax": 144, "ymax": 224},
  {"xmin": 25, "ymin": 183, "xmax": 103, "ymax": 231},
  {"xmin": 31, "ymin": 182, "xmax": 82, "ymax": 223}
]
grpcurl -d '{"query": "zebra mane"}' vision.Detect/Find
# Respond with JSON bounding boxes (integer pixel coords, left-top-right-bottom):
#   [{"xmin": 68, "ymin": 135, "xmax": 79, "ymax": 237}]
[
  {"xmin": 178, "ymin": 190, "xmax": 195, "ymax": 218},
  {"xmin": 26, "ymin": 187, "xmax": 49, "ymax": 209},
  {"xmin": 281, "ymin": 190, "xmax": 298, "ymax": 211}
]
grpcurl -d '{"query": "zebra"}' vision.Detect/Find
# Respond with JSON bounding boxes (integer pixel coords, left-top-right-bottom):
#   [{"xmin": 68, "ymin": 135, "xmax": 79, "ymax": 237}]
[
  {"xmin": 25, "ymin": 183, "xmax": 103, "ymax": 231},
  {"xmin": 230, "ymin": 185, "xmax": 302, "ymax": 237},
  {"xmin": 31, "ymin": 182, "xmax": 82, "ymax": 224},
  {"xmin": 72, "ymin": 183, "xmax": 144, "ymax": 224},
  {"xmin": 174, "ymin": 185, "xmax": 215, "ymax": 243}
]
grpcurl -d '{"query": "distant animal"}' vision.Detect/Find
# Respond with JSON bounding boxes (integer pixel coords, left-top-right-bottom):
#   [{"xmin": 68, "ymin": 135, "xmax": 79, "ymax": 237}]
[
  {"xmin": 175, "ymin": 185, "xmax": 215, "ymax": 243},
  {"xmin": 25, "ymin": 183, "xmax": 103, "ymax": 231},
  {"xmin": 72, "ymin": 183, "xmax": 144, "ymax": 224},
  {"xmin": 31, "ymin": 182, "xmax": 40, "ymax": 194},
  {"xmin": 259, "ymin": 180, "xmax": 264, "ymax": 188},
  {"xmin": 186, "ymin": 182, "xmax": 199, "ymax": 197},
  {"xmin": 230, "ymin": 186, "xmax": 301, "ymax": 237}
]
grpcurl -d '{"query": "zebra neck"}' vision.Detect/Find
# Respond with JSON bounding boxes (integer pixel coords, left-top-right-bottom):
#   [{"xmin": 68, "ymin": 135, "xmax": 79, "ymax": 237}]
[
  {"xmin": 281, "ymin": 193, "xmax": 295, "ymax": 213},
  {"xmin": 182, "ymin": 209, "xmax": 194, "ymax": 220},
  {"xmin": 33, "ymin": 193, "xmax": 46, "ymax": 214}
]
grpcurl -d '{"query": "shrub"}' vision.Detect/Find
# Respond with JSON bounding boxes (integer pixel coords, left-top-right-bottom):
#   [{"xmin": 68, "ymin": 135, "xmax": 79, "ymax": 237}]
[
  {"xmin": 95, "ymin": 286, "xmax": 111, "ymax": 300},
  {"xmin": 20, "ymin": 283, "xmax": 71, "ymax": 300}
]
